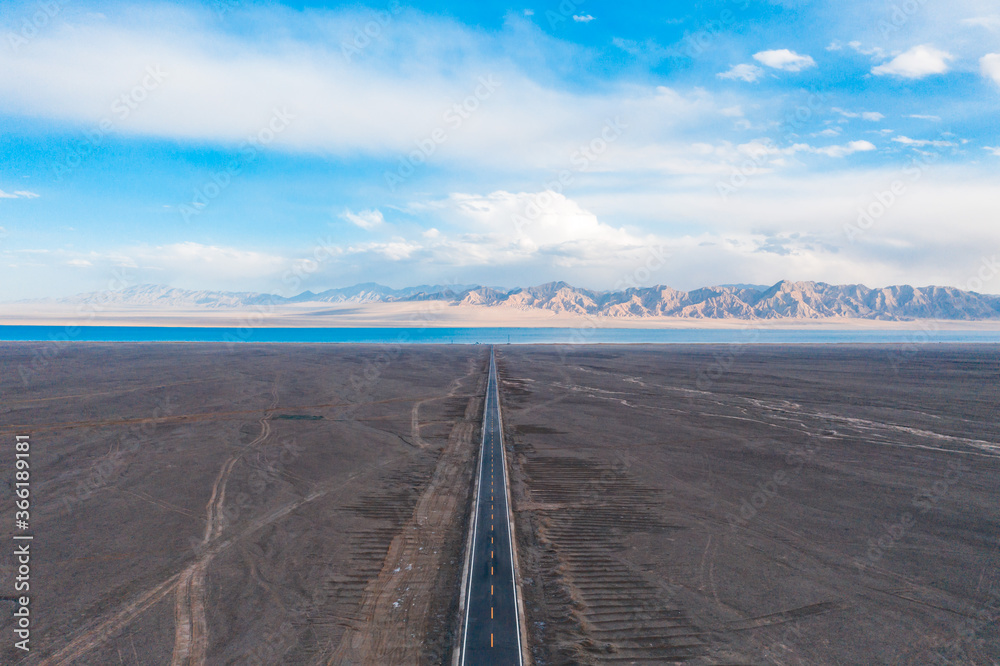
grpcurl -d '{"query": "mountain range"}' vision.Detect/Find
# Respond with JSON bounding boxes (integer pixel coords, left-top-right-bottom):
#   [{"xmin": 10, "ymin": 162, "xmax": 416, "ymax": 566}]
[{"xmin": 36, "ymin": 280, "xmax": 1000, "ymax": 321}]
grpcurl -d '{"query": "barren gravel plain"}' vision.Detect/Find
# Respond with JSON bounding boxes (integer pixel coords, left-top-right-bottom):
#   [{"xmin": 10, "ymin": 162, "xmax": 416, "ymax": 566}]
[
  {"xmin": 498, "ymin": 345, "xmax": 1000, "ymax": 665},
  {"xmin": 0, "ymin": 343, "xmax": 486, "ymax": 665},
  {"xmin": 2, "ymin": 342, "xmax": 998, "ymax": 665}
]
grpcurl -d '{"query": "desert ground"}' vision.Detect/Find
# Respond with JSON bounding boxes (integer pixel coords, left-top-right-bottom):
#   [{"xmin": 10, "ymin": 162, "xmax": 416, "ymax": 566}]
[
  {"xmin": 2, "ymin": 342, "xmax": 998, "ymax": 665},
  {"xmin": 0, "ymin": 343, "xmax": 486, "ymax": 665},
  {"xmin": 497, "ymin": 345, "xmax": 1000, "ymax": 664},
  {"xmin": 5, "ymin": 301, "xmax": 1000, "ymax": 330}
]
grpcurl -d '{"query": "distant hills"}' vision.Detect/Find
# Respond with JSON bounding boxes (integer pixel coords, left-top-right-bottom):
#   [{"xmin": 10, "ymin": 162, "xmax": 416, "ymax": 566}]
[{"xmin": 41, "ymin": 280, "xmax": 1000, "ymax": 320}]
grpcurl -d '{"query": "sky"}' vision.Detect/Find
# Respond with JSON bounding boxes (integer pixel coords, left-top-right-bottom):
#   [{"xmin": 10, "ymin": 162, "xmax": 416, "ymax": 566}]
[{"xmin": 1, "ymin": 0, "xmax": 999, "ymax": 299}]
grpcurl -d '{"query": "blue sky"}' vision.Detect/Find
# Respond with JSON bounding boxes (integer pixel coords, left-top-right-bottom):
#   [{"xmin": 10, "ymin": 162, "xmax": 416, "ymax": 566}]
[{"xmin": 1, "ymin": 0, "xmax": 999, "ymax": 299}]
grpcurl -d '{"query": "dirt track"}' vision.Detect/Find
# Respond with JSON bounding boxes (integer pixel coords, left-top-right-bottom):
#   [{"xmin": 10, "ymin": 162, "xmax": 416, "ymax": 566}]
[
  {"xmin": 3, "ymin": 342, "xmax": 998, "ymax": 665},
  {"xmin": 0, "ymin": 343, "xmax": 485, "ymax": 665}
]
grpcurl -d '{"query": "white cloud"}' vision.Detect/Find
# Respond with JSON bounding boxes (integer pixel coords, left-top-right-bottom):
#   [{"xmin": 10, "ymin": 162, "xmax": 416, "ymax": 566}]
[
  {"xmin": 812, "ymin": 140, "xmax": 876, "ymax": 158},
  {"xmin": 341, "ymin": 208, "xmax": 384, "ymax": 230},
  {"xmin": 14, "ymin": 242, "xmax": 292, "ymax": 293},
  {"xmin": 0, "ymin": 12, "xmax": 728, "ymax": 174},
  {"xmin": 892, "ymin": 136, "xmax": 956, "ymax": 148},
  {"xmin": 813, "ymin": 127, "xmax": 842, "ymax": 137},
  {"xmin": 753, "ymin": 49, "xmax": 817, "ymax": 72},
  {"xmin": 572, "ymin": 168, "xmax": 1000, "ymax": 293},
  {"xmin": 961, "ymin": 15, "xmax": 1000, "ymax": 31},
  {"xmin": 717, "ymin": 63, "xmax": 764, "ymax": 82},
  {"xmin": 872, "ymin": 45, "xmax": 953, "ymax": 78},
  {"xmin": 0, "ymin": 189, "xmax": 40, "ymax": 199},
  {"xmin": 983, "ymin": 147, "xmax": 1000, "ymax": 157},
  {"xmin": 523, "ymin": 9, "xmax": 534, "ymax": 17},
  {"xmin": 416, "ymin": 190, "xmax": 657, "ymax": 267},
  {"xmin": 572, "ymin": 14, "xmax": 594, "ymax": 23},
  {"xmin": 845, "ymin": 41, "xmax": 887, "ymax": 59},
  {"xmin": 908, "ymin": 114, "xmax": 941, "ymax": 121},
  {"xmin": 348, "ymin": 239, "xmax": 420, "ymax": 261},
  {"xmin": 832, "ymin": 107, "xmax": 884, "ymax": 121},
  {"xmin": 980, "ymin": 53, "xmax": 1000, "ymax": 87},
  {"xmin": 146, "ymin": 242, "xmax": 287, "ymax": 279}
]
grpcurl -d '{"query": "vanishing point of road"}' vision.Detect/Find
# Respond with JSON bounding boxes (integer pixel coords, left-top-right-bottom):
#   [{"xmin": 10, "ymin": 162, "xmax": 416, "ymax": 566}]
[{"xmin": 459, "ymin": 347, "xmax": 524, "ymax": 665}]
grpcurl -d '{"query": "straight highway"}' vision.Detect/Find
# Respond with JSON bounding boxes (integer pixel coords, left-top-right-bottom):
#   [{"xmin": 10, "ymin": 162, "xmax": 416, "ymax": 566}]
[{"xmin": 459, "ymin": 347, "xmax": 524, "ymax": 665}]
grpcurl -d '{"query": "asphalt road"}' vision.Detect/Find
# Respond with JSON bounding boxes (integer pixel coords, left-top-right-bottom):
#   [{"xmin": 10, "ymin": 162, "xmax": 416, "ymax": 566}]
[{"xmin": 460, "ymin": 347, "xmax": 523, "ymax": 665}]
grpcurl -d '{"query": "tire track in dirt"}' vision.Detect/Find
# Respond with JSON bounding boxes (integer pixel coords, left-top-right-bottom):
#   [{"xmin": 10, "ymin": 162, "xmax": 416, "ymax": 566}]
[
  {"xmin": 0, "ymin": 395, "xmax": 423, "ymax": 436},
  {"xmin": 41, "ymin": 573, "xmax": 183, "ymax": 665},
  {"xmin": 38, "ymin": 378, "xmax": 279, "ymax": 665},
  {"xmin": 171, "ymin": 378, "xmax": 280, "ymax": 665},
  {"xmin": 41, "ymin": 361, "xmax": 480, "ymax": 666},
  {"xmin": 327, "ymin": 358, "xmax": 483, "ymax": 665},
  {"xmin": 45, "ymin": 446, "xmax": 396, "ymax": 666},
  {"xmin": 410, "ymin": 370, "xmax": 473, "ymax": 451}
]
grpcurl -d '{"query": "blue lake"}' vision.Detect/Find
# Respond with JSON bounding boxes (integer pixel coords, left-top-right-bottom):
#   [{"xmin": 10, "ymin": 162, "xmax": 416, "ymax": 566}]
[{"xmin": 1, "ymin": 326, "xmax": 999, "ymax": 344}]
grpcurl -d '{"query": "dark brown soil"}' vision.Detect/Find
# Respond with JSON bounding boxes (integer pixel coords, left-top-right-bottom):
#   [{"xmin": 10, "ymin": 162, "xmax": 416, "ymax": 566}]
[
  {"xmin": 0, "ymin": 343, "xmax": 486, "ymax": 665},
  {"xmin": 497, "ymin": 344, "xmax": 1000, "ymax": 665}
]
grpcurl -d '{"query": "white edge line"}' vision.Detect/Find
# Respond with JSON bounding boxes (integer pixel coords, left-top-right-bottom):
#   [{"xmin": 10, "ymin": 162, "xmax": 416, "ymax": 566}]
[
  {"xmin": 459, "ymin": 350, "xmax": 490, "ymax": 666},
  {"xmin": 495, "ymin": 348, "xmax": 526, "ymax": 666}
]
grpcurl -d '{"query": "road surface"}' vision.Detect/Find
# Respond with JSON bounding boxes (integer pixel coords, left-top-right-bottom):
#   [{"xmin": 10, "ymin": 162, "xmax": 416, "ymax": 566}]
[{"xmin": 460, "ymin": 347, "xmax": 524, "ymax": 665}]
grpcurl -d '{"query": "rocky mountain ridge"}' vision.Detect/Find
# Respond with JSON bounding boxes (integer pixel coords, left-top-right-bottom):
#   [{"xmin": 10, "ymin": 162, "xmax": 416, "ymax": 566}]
[{"xmin": 36, "ymin": 280, "xmax": 1000, "ymax": 320}]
